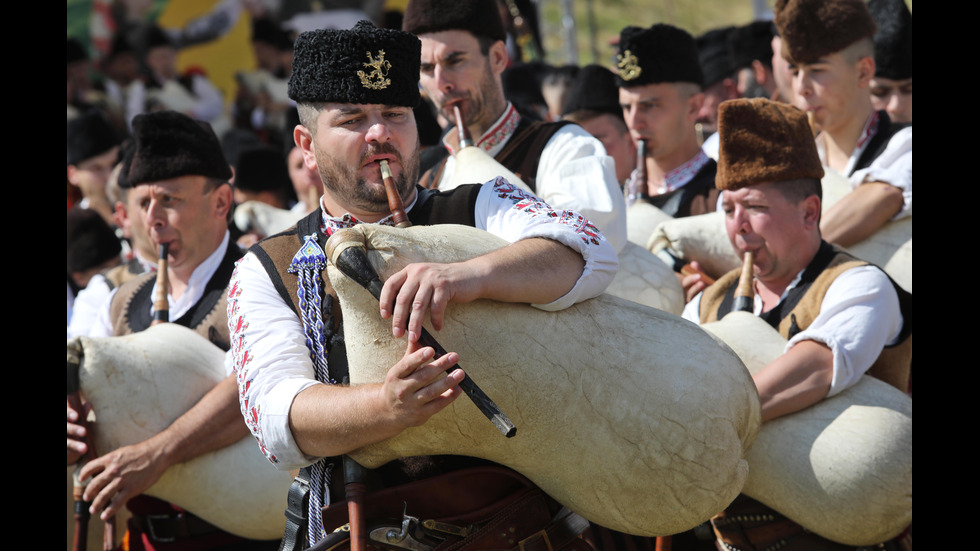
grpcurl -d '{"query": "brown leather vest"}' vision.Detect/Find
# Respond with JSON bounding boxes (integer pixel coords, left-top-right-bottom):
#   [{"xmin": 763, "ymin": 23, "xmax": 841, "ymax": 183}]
[
  {"xmin": 108, "ymin": 242, "xmax": 243, "ymax": 351},
  {"xmin": 699, "ymin": 242, "xmax": 912, "ymax": 392}
]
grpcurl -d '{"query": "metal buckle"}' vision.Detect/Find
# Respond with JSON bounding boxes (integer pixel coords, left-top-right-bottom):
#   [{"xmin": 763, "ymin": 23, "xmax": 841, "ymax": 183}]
[
  {"xmin": 145, "ymin": 513, "xmax": 178, "ymax": 543},
  {"xmin": 518, "ymin": 529, "xmax": 553, "ymax": 551}
]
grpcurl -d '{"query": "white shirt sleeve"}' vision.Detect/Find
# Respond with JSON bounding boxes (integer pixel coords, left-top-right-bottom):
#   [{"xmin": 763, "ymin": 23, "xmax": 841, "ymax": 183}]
[
  {"xmin": 227, "ymin": 255, "xmax": 322, "ymax": 470},
  {"xmin": 473, "ymin": 177, "xmax": 619, "ymax": 310},
  {"xmin": 850, "ymin": 126, "xmax": 912, "ymax": 220},
  {"xmin": 784, "ymin": 265, "xmax": 903, "ymax": 396},
  {"xmin": 532, "ymin": 125, "xmax": 628, "ymax": 253},
  {"xmin": 68, "ymin": 274, "xmax": 114, "ymax": 339}
]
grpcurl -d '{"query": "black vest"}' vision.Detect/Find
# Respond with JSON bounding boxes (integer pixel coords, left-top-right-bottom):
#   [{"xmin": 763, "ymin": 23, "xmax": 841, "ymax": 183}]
[
  {"xmin": 850, "ymin": 111, "xmax": 911, "ymax": 176},
  {"xmin": 642, "ymin": 158, "xmax": 719, "ymax": 218},
  {"xmin": 420, "ymin": 119, "xmax": 572, "ymax": 192},
  {"xmin": 109, "ymin": 242, "xmax": 243, "ymax": 351}
]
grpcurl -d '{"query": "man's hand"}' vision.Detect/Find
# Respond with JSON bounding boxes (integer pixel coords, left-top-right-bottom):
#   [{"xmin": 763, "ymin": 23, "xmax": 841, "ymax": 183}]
[
  {"xmin": 377, "ymin": 238, "xmax": 586, "ymax": 342},
  {"xmin": 67, "ymin": 400, "xmax": 93, "ymax": 465},
  {"xmin": 378, "ymin": 341, "xmax": 466, "ymax": 429},
  {"xmin": 680, "ymin": 261, "xmax": 708, "ymax": 304},
  {"xmin": 379, "ymin": 262, "xmax": 485, "ymax": 342},
  {"xmin": 289, "ymin": 340, "xmax": 465, "ymax": 458},
  {"xmin": 77, "ymin": 440, "xmax": 170, "ymax": 520}
]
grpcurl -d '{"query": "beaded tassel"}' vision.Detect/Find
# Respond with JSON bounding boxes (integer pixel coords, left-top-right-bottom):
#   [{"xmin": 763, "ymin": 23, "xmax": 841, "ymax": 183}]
[{"xmin": 288, "ymin": 233, "xmax": 334, "ymax": 545}]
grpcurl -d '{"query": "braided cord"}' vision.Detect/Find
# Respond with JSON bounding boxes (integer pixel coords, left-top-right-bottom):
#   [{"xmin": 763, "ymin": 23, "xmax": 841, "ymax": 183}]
[{"xmin": 288, "ymin": 233, "xmax": 334, "ymax": 545}]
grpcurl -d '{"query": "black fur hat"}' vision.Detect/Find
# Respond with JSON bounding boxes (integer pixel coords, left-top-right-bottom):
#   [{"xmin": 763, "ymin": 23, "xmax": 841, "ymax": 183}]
[
  {"xmin": 402, "ymin": 0, "xmax": 506, "ymax": 42},
  {"xmin": 869, "ymin": 0, "xmax": 912, "ymax": 80},
  {"xmin": 127, "ymin": 111, "xmax": 232, "ymax": 186},
  {"xmin": 234, "ymin": 147, "xmax": 291, "ymax": 193},
  {"xmin": 729, "ymin": 20, "xmax": 775, "ymax": 71},
  {"xmin": 67, "ymin": 111, "xmax": 120, "ymax": 166},
  {"xmin": 67, "ymin": 206, "xmax": 121, "ymax": 274},
  {"xmin": 698, "ymin": 26, "xmax": 736, "ymax": 88},
  {"xmin": 615, "ymin": 24, "xmax": 704, "ymax": 88},
  {"xmin": 288, "ymin": 20, "xmax": 421, "ymax": 108},
  {"xmin": 562, "ymin": 64, "xmax": 622, "ymax": 119}
]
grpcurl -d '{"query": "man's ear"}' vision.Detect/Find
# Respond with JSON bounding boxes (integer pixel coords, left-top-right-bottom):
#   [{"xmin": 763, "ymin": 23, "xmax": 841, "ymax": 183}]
[
  {"xmin": 488, "ymin": 39, "xmax": 509, "ymax": 76},
  {"xmin": 294, "ymin": 124, "xmax": 318, "ymax": 171},
  {"xmin": 802, "ymin": 194, "xmax": 821, "ymax": 229},
  {"xmin": 856, "ymin": 56, "xmax": 875, "ymax": 88},
  {"xmin": 67, "ymin": 165, "xmax": 80, "ymax": 187},
  {"xmin": 687, "ymin": 91, "xmax": 705, "ymax": 121},
  {"xmin": 113, "ymin": 200, "xmax": 128, "ymax": 232},
  {"xmin": 213, "ymin": 181, "xmax": 234, "ymax": 219}
]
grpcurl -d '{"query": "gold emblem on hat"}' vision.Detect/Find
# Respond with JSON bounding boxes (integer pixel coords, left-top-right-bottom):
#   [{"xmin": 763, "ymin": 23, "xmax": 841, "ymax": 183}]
[
  {"xmin": 617, "ymin": 50, "xmax": 642, "ymax": 81},
  {"xmin": 358, "ymin": 50, "xmax": 392, "ymax": 90}
]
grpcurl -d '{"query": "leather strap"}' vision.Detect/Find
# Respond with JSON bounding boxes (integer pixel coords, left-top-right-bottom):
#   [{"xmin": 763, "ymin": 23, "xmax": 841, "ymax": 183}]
[{"xmin": 279, "ymin": 467, "xmax": 312, "ymax": 551}]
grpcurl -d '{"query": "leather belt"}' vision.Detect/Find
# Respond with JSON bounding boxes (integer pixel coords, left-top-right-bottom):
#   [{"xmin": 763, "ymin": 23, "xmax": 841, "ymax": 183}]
[
  {"xmin": 711, "ymin": 496, "xmax": 891, "ymax": 551},
  {"xmin": 131, "ymin": 511, "xmax": 221, "ymax": 543},
  {"xmin": 513, "ymin": 507, "xmax": 591, "ymax": 551}
]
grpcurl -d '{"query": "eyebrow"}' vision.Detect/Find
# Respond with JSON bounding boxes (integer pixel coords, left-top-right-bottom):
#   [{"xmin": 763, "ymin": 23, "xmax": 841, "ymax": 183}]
[{"xmin": 424, "ymin": 49, "xmax": 467, "ymax": 66}]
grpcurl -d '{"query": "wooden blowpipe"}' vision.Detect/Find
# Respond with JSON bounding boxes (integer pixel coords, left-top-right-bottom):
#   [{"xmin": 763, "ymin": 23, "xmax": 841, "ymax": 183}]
[
  {"xmin": 655, "ymin": 248, "xmax": 716, "ymax": 287},
  {"xmin": 627, "ymin": 139, "xmax": 647, "ymax": 203},
  {"xmin": 379, "ymin": 161, "xmax": 410, "ymax": 228},
  {"xmin": 732, "ymin": 250, "xmax": 756, "ymax": 313},
  {"xmin": 454, "ymin": 104, "xmax": 474, "ymax": 149},
  {"xmin": 151, "ymin": 242, "xmax": 170, "ymax": 325}
]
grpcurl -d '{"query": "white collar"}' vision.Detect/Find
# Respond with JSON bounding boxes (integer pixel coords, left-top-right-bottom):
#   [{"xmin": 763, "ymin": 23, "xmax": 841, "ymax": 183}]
[{"xmin": 150, "ymin": 230, "xmax": 230, "ymax": 320}]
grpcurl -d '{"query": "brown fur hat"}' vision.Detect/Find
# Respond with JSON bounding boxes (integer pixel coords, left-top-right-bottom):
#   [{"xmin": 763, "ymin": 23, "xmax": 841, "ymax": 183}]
[
  {"xmin": 774, "ymin": 0, "xmax": 877, "ymax": 64},
  {"xmin": 716, "ymin": 98, "xmax": 823, "ymax": 190},
  {"xmin": 402, "ymin": 0, "xmax": 506, "ymax": 42}
]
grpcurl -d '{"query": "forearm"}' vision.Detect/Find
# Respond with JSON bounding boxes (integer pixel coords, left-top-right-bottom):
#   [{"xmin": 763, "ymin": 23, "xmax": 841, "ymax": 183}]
[
  {"xmin": 149, "ymin": 375, "xmax": 248, "ymax": 467},
  {"xmin": 467, "ymin": 237, "xmax": 584, "ymax": 306},
  {"xmin": 288, "ymin": 383, "xmax": 397, "ymax": 458},
  {"xmin": 820, "ymin": 182, "xmax": 903, "ymax": 247},
  {"xmin": 288, "ymin": 344, "xmax": 464, "ymax": 458},
  {"xmin": 753, "ymin": 340, "xmax": 833, "ymax": 422}
]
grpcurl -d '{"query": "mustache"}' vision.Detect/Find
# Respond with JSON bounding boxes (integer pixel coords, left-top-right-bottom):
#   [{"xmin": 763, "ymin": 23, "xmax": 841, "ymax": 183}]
[{"xmin": 360, "ymin": 143, "xmax": 402, "ymax": 166}]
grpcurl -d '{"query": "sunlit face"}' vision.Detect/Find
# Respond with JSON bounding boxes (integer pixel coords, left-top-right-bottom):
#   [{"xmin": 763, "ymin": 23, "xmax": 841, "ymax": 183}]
[
  {"xmin": 138, "ymin": 175, "xmax": 230, "ymax": 274},
  {"xmin": 578, "ymin": 113, "xmax": 636, "ymax": 184},
  {"xmin": 118, "ymin": 184, "xmax": 156, "ymax": 261},
  {"xmin": 869, "ymin": 76, "xmax": 912, "ymax": 123},
  {"xmin": 68, "ymin": 146, "xmax": 119, "ymax": 199},
  {"xmin": 697, "ymin": 79, "xmax": 737, "ymax": 135},
  {"xmin": 302, "ymin": 103, "xmax": 420, "ymax": 219},
  {"xmin": 770, "ymin": 35, "xmax": 795, "ymax": 104},
  {"xmin": 419, "ymin": 30, "xmax": 507, "ymax": 135},
  {"xmin": 287, "ymin": 146, "xmax": 323, "ymax": 210},
  {"xmin": 789, "ymin": 51, "xmax": 869, "ymax": 133},
  {"xmin": 722, "ymin": 182, "xmax": 819, "ymax": 287},
  {"xmin": 619, "ymin": 82, "xmax": 700, "ymax": 162}
]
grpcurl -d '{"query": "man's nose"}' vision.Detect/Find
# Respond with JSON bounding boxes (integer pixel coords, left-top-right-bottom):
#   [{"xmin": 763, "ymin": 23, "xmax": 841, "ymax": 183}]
[
  {"xmin": 365, "ymin": 118, "xmax": 392, "ymax": 144},
  {"xmin": 435, "ymin": 65, "xmax": 454, "ymax": 95}
]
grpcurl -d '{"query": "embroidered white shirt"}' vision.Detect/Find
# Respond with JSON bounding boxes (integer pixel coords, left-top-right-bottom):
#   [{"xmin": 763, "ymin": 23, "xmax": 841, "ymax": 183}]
[{"xmin": 227, "ymin": 179, "xmax": 618, "ymax": 469}]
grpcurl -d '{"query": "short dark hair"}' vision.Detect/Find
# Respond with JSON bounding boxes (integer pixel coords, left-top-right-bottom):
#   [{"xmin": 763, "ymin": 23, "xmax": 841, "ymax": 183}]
[
  {"xmin": 475, "ymin": 34, "xmax": 497, "ymax": 56},
  {"xmin": 776, "ymin": 177, "xmax": 822, "ymax": 205}
]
